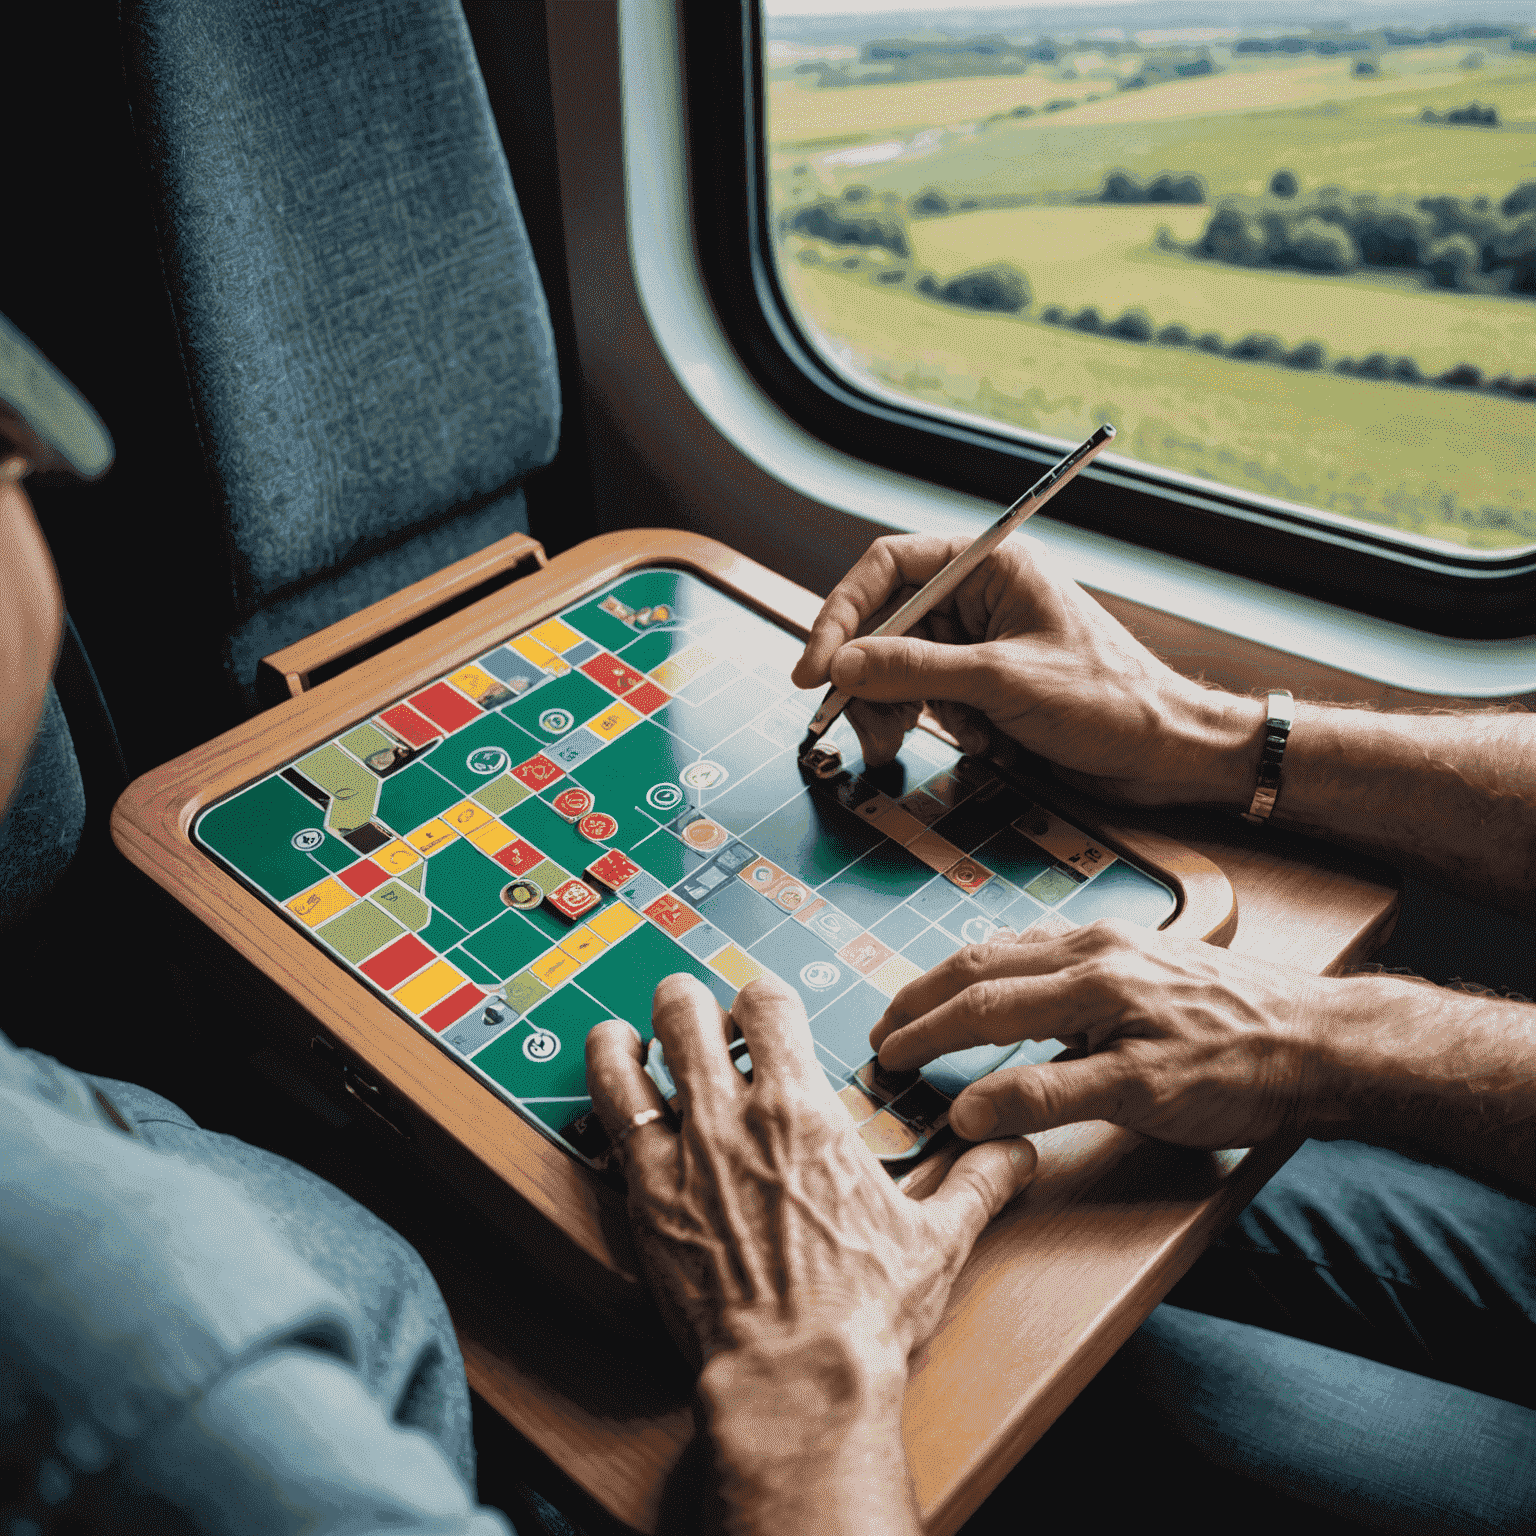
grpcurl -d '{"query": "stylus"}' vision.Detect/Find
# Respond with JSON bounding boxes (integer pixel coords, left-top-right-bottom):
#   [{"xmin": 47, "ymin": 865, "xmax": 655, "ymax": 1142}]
[{"xmin": 798, "ymin": 422, "xmax": 1116, "ymax": 757}]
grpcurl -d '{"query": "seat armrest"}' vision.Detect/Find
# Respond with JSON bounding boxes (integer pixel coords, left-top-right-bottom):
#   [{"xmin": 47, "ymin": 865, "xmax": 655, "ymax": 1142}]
[{"xmin": 257, "ymin": 532, "xmax": 547, "ymax": 699}]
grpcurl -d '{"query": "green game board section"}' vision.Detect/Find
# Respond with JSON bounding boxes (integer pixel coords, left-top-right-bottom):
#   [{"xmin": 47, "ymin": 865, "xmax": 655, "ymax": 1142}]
[
  {"xmin": 504, "ymin": 795, "xmax": 599, "ymax": 881},
  {"xmin": 475, "ymin": 985, "xmax": 613, "ymax": 1126},
  {"xmin": 378, "ymin": 762, "xmax": 463, "ymax": 838},
  {"xmin": 629, "ymin": 830, "xmax": 694, "ymax": 887},
  {"xmin": 339, "ymin": 722, "xmax": 391, "ymax": 761},
  {"xmin": 504, "ymin": 671, "xmax": 613, "ymax": 744},
  {"xmin": 463, "ymin": 909, "xmax": 552, "ymax": 981},
  {"xmin": 372, "ymin": 879, "xmax": 430, "ymax": 931},
  {"xmin": 198, "ymin": 776, "xmax": 333, "ymax": 901},
  {"xmin": 295, "ymin": 744, "xmax": 380, "ymax": 835},
  {"xmin": 579, "ymin": 920, "xmax": 733, "ymax": 1026},
  {"xmin": 471, "ymin": 774, "xmax": 531, "ymax": 815},
  {"xmin": 424, "ymin": 713, "xmax": 543, "ymax": 795},
  {"xmin": 422, "ymin": 909, "xmax": 469, "ymax": 952},
  {"xmin": 448, "ymin": 946, "xmax": 500, "ymax": 988},
  {"xmin": 568, "ymin": 720, "xmax": 696, "ymax": 849},
  {"xmin": 418, "ymin": 839, "xmax": 513, "ymax": 932},
  {"xmin": 615, "ymin": 627, "xmax": 695, "ymax": 674},
  {"xmin": 563, "ymin": 597, "xmax": 636, "ymax": 652},
  {"xmin": 317, "ymin": 900, "xmax": 405, "ymax": 963},
  {"xmin": 311, "ymin": 832, "xmax": 360, "ymax": 875}
]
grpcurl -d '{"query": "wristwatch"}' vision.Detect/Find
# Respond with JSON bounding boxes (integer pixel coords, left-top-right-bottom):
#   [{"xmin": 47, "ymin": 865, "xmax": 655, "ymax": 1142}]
[{"xmin": 1242, "ymin": 689, "xmax": 1295, "ymax": 825}]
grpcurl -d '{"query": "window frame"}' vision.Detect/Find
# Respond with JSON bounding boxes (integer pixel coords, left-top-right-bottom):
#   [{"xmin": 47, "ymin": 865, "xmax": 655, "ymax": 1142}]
[{"xmin": 681, "ymin": 0, "xmax": 1536, "ymax": 640}]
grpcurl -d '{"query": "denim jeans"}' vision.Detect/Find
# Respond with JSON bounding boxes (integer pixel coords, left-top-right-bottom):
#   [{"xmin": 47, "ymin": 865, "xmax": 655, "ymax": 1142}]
[{"xmin": 963, "ymin": 1140, "xmax": 1536, "ymax": 1534}]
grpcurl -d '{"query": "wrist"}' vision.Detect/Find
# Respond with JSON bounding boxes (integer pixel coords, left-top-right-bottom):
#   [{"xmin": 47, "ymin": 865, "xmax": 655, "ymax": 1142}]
[
  {"xmin": 700, "ymin": 1329, "xmax": 911, "ymax": 1533},
  {"xmin": 1152, "ymin": 682, "xmax": 1268, "ymax": 807}
]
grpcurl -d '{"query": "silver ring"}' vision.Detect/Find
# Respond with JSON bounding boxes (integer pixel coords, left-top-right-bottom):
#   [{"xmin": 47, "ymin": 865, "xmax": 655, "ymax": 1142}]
[{"xmin": 613, "ymin": 1106, "xmax": 665, "ymax": 1148}]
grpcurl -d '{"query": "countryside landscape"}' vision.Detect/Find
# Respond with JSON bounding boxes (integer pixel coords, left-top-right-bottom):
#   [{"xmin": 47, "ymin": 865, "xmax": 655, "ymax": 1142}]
[{"xmin": 764, "ymin": 1, "xmax": 1536, "ymax": 552}]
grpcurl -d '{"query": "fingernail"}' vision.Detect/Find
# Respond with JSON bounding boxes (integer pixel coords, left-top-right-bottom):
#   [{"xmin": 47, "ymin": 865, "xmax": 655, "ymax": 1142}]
[
  {"xmin": 952, "ymin": 1095, "xmax": 997, "ymax": 1138},
  {"xmin": 832, "ymin": 645, "xmax": 867, "ymax": 688}
]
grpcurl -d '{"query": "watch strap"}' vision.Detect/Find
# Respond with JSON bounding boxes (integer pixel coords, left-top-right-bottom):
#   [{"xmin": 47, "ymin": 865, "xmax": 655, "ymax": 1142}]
[{"xmin": 1242, "ymin": 690, "xmax": 1295, "ymax": 825}]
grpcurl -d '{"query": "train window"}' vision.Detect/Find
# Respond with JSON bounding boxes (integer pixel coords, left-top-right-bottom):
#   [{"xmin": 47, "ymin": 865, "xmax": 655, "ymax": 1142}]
[{"xmin": 684, "ymin": 3, "xmax": 1536, "ymax": 638}]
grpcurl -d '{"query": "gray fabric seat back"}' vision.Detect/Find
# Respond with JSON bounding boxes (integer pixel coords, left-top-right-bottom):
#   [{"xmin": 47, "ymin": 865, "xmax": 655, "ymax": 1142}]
[
  {"xmin": 0, "ymin": 687, "xmax": 87, "ymax": 930},
  {"xmin": 123, "ymin": 0, "xmax": 561, "ymax": 694}
]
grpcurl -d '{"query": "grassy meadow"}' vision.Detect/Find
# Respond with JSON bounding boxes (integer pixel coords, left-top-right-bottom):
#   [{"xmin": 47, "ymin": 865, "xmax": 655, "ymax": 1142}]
[{"xmin": 766, "ymin": 35, "xmax": 1536, "ymax": 551}]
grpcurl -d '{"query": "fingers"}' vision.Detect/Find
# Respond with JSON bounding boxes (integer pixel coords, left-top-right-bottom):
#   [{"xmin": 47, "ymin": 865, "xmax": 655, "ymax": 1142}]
[
  {"xmin": 728, "ymin": 975, "xmax": 829, "ymax": 1101},
  {"xmin": 585, "ymin": 1018, "xmax": 672, "ymax": 1172},
  {"xmin": 870, "ymin": 937, "xmax": 1075, "ymax": 1056},
  {"xmin": 829, "ymin": 634, "xmax": 1007, "ymax": 717},
  {"xmin": 792, "ymin": 535, "xmax": 967, "ymax": 688},
  {"xmin": 845, "ymin": 697, "xmax": 921, "ymax": 768},
  {"xmin": 950, "ymin": 1053, "xmax": 1131, "ymax": 1139},
  {"xmin": 921, "ymin": 1137, "xmax": 1038, "ymax": 1261},
  {"xmin": 650, "ymin": 974, "xmax": 742, "ymax": 1115}
]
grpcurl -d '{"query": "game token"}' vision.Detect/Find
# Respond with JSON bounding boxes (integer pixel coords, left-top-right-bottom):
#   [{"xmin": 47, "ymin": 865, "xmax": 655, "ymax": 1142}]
[
  {"xmin": 800, "ymin": 746, "xmax": 842, "ymax": 780},
  {"xmin": 643, "ymin": 893, "xmax": 701, "ymax": 937},
  {"xmin": 551, "ymin": 786, "xmax": 596, "ymax": 822},
  {"xmin": 549, "ymin": 878, "xmax": 602, "ymax": 920},
  {"xmin": 586, "ymin": 848, "xmax": 641, "ymax": 889},
  {"xmin": 502, "ymin": 878, "xmax": 543, "ymax": 911},
  {"xmin": 944, "ymin": 857, "xmax": 994, "ymax": 894},
  {"xmin": 578, "ymin": 811, "xmax": 619, "ymax": 842},
  {"xmin": 678, "ymin": 815, "xmax": 728, "ymax": 851}
]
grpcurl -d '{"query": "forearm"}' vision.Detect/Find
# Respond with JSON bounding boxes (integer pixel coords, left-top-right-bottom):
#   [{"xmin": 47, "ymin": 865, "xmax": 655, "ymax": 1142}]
[
  {"xmin": 1305, "ymin": 976, "xmax": 1536, "ymax": 1197},
  {"xmin": 1191, "ymin": 699, "xmax": 1536, "ymax": 917},
  {"xmin": 699, "ymin": 1334, "xmax": 917, "ymax": 1536}
]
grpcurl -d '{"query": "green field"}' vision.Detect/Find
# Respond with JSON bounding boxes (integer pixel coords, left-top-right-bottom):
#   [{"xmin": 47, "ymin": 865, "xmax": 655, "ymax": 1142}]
[
  {"xmin": 767, "ymin": 40, "xmax": 1536, "ymax": 552},
  {"xmin": 903, "ymin": 206, "xmax": 1536, "ymax": 380},
  {"xmin": 783, "ymin": 259, "xmax": 1535, "ymax": 550}
]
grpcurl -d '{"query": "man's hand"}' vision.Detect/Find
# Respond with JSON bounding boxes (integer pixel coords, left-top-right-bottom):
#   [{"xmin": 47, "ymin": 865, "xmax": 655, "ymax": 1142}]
[
  {"xmin": 871, "ymin": 921, "xmax": 1329, "ymax": 1149},
  {"xmin": 791, "ymin": 532, "xmax": 1263, "ymax": 807},
  {"xmin": 869, "ymin": 921, "xmax": 1536, "ymax": 1199},
  {"xmin": 585, "ymin": 974, "xmax": 1036, "ymax": 1536}
]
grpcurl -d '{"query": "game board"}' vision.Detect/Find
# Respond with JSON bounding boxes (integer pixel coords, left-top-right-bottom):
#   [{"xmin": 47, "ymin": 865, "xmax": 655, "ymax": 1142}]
[{"xmin": 194, "ymin": 567, "xmax": 1177, "ymax": 1171}]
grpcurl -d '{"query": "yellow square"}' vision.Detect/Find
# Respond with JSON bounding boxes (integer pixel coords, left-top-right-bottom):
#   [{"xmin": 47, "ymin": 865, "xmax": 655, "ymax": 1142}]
[
  {"xmin": 585, "ymin": 701, "xmax": 641, "ymax": 742},
  {"xmin": 406, "ymin": 819, "xmax": 458, "ymax": 857},
  {"xmin": 530, "ymin": 618, "xmax": 583, "ymax": 654},
  {"xmin": 393, "ymin": 959, "xmax": 465, "ymax": 1015},
  {"xmin": 711, "ymin": 945, "xmax": 766, "ymax": 990},
  {"xmin": 511, "ymin": 634, "xmax": 555, "ymax": 668},
  {"xmin": 371, "ymin": 839, "xmax": 421, "ymax": 877},
  {"xmin": 558, "ymin": 925, "xmax": 608, "ymax": 967},
  {"xmin": 469, "ymin": 820, "xmax": 516, "ymax": 856},
  {"xmin": 544, "ymin": 654, "xmax": 571, "ymax": 676},
  {"xmin": 867, "ymin": 954, "xmax": 926, "ymax": 998},
  {"xmin": 443, "ymin": 799, "xmax": 492, "ymax": 836},
  {"xmin": 650, "ymin": 645, "xmax": 715, "ymax": 691},
  {"xmin": 286, "ymin": 878, "xmax": 355, "ymax": 928},
  {"xmin": 529, "ymin": 947, "xmax": 580, "ymax": 988},
  {"xmin": 450, "ymin": 664, "xmax": 501, "ymax": 702},
  {"xmin": 588, "ymin": 902, "xmax": 642, "ymax": 943}
]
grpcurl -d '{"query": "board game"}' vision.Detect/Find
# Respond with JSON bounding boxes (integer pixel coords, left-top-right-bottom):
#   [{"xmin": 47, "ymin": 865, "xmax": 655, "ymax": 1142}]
[{"xmin": 194, "ymin": 566, "xmax": 1177, "ymax": 1172}]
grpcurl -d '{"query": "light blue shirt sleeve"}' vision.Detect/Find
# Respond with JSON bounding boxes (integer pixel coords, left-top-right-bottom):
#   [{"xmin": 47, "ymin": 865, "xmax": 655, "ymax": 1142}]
[{"xmin": 0, "ymin": 1031, "xmax": 513, "ymax": 1534}]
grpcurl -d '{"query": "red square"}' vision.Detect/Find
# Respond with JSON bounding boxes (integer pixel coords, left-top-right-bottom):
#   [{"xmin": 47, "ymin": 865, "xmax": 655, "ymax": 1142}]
[
  {"xmin": 587, "ymin": 848, "xmax": 641, "ymax": 889},
  {"xmin": 409, "ymin": 681, "xmax": 481, "ymax": 732},
  {"xmin": 510, "ymin": 754, "xmax": 564, "ymax": 790},
  {"xmin": 379, "ymin": 703, "xmax": 440, "ymax": 748},
  {"xmin": 625, "ymin": 680, "xmax": 670, "ymax": 715},
  {"xmin": 423, "ymin": 982, "xmax": 486, "ymax": 1033},
  {"xmin": 493, "ymin": 836, "xmax": 545, "ymax": 876},
  {"xmin": 360, "ymin": 933, "xmax": 435, "ymax": 990},
  {"xmin": 338, "ymin": 859, "xmax": 390, "ymax": 897},
  {"xmin": 837, "ymin": 933, "xmax": 895, "ymax": 975},
  {"xmin": 643, "ymin": 893, "xmax": 701, "ymax": 938},
  {"xmin": 550, "ymin": 878, "xmax": 602, "ymax": 920},
  {"xmin": 580, "ymin": 652, "xmax": 647, "ymax": 697}
]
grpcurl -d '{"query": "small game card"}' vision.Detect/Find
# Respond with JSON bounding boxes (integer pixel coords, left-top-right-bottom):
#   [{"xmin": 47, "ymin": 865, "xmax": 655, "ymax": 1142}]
[
  {"xmin": 549, "ymin": 878, "xmax": 601, "ymax": 920},
  {"xmin": 580, "ymin": 653, "xmax": 647, "ymax": 697},
  {"xmin": 837, "ymin": 932, "xmax": 895, "ymax": 976},
  {"xmin": 586, "ymin": 848, "xmax": 642, "ymax": 890},
  {"xmin": 1013, "ymin": 804, "xmax": 1115, "ymax": 882},
  {"xmin": 493, "ymin": 836, "xmax": 546, "ymax": 877},
  {"xmin": 643, "ymin": 892, "xmax": 702, "ymax": 938},
  {"xmin": 739, "ymin": 855, "xmax": 792, "ymax": 901}
]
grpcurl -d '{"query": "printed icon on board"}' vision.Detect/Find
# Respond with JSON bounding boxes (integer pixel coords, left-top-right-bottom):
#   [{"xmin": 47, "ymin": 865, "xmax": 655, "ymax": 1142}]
[
  {"xmin": 801, "ymin": 961, "xmax": 841, "ymax": 991},
  {"xmin": 291, "ymin": 828, "xmax": 324, "ymax": 852},
  {"xmin": 538, "ymin": 707, "xmax": 575, "ymax": 736},
  {"xmin": 647, "ymin": 782, "xmax": 684, "ymax": 813},
  {"xmin": 466, "ymin": 747, "xmax": 509, "ymax": 776},
  {"xmin": 523, "ymin": 1028, "xmax": 560, "ymax": 1062}
]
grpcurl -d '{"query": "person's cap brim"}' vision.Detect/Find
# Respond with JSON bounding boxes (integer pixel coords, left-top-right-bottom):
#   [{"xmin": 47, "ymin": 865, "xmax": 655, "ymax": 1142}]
[{"xmin": 0, "ymin": 313, "xmax": 113, "ymax": 481}]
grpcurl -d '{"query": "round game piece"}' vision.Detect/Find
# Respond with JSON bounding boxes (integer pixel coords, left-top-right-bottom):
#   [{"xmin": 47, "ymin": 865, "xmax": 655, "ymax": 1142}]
[
  {"xmin": 502, "ymin": 878, "xmax": 543, "ymax": 911},
  {"xmin": 680, "ymin": 817, "xmax": 727, "ymax": 851},
  {"xmin": 552, "ymin": 786, "xmax": 595, "ymax": 820},
  {"xmin": 578, "ymin": 811, "xmax": 619, "ymax": 842},
  {"xmin": 482, "ymin": 1000, "xmax": 508, "ymax": 1027}
]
